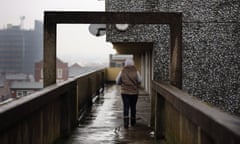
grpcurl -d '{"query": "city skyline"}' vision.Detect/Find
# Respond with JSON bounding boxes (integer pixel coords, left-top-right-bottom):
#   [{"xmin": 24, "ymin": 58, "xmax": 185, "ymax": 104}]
[{"xmin": 0, "ymin": 0, "xmax": 115, "ymax": 66}]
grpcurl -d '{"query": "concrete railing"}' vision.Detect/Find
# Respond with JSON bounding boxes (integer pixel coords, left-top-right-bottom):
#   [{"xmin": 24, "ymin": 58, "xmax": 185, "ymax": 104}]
[
  {"xmin": 0, "ymin": 69, "xmax": 105, "ymax": 144},
  {"xmin": 151, "ymin": 81, "xmax": 240, "ymax": 144}
]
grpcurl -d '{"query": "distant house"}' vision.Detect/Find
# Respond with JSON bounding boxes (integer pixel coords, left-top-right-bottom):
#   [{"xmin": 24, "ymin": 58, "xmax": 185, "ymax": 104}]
[
  {"xmin": 68, "ymin": 63, "xmax": 100, "ymax": 78},
  {"xmin": 0, "ymin": 79, "xmax": 11, "ymax": 102},
  {"xmin": 10, "ymin": 81, "xmax": 43, "ymax": 98},
  {"xmin": 68, "ymin": 63, "xmax": 82, "ymax": 78},
  {"xmin": 0, "ymin": 73, "xmax": 37, "ymax": 101},
  {"xmin": 35, "ymin": 58, "xmax": 68, "ymax": 83},
  {"xmin": 5, "ymin": 73, "xmax": 34, "ymax": 82}
]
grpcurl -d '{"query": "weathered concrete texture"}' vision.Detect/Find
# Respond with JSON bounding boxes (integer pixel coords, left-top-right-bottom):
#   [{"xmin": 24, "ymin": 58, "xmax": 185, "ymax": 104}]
[
  {"xmin": 185, "ymin": 0, "xmax": 240, "ymax": 22},
  {"xmin": 106, "ymin": 0, "xmax": 240, "ymax": 116},
  {"xmin": 154, "ymin": 0, "xmax": 240, "ymax": 22},
  {"xmin": 183, "ymin": 23, "xmax": 240, "ymax": 114},
  {"xmin": 106, "ymin": 0, "xmax": 240, "ymax": 21},
  {"xmin": 106, "ymin": 0, "xmax": 145, "ymax": 12},
  {"xmin": 106, "ymin": 24, "xmax": 170, "ymax": 81}
]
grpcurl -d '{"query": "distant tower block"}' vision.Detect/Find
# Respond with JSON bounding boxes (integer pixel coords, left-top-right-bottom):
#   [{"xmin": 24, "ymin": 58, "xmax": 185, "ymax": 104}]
[{"xmin": 20, "ymin": 16, "xmax": 25, "ymax": 29}]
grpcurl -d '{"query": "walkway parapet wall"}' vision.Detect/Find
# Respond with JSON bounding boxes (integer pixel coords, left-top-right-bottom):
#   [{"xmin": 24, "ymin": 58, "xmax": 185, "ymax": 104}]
[
  {"xmin": 152, "ymin": 80, "xmax": 240, "ymax": 144},
  {"xmin": 0, "ymin": 69, "xmax": 105, "ymax": 144}
]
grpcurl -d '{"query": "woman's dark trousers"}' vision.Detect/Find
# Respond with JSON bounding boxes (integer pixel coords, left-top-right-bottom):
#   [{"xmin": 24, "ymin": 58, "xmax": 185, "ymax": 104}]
[{"xmin": 121, "ymin": 94, "xmax": 138, "ymax": 128}]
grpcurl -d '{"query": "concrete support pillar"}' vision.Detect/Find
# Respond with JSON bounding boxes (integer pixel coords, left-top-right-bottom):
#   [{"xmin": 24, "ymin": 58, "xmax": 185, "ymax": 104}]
[
  {"xmin": 170, "ymin": 23, "xmax": 182, "ymax": 89},
  {"xmin": 140, "ymin": 50, "xmax": 153, "ymax": 94},
  {"xmin": 44, "ymin": 16, "xmax": 56, "ymax": 87},
  {"xmin": 146, "ymin": 51, "xmax": 152, "ymax": 94}
]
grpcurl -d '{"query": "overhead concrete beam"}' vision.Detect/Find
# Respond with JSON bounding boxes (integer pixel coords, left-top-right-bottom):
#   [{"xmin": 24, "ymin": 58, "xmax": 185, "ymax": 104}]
[{"xmin": 43, "ymin": 12, "xmax": 182, "ymax": 88}]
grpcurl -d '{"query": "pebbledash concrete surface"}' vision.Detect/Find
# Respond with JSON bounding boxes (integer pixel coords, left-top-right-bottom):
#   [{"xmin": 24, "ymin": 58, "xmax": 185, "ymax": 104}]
[
  {"xmin": 58, "ymin": 85, "xmax": 163, "ymax": 144},
  {"xmin": 106, "ymin": 0, "xmax": 240, "ymax": 116}
]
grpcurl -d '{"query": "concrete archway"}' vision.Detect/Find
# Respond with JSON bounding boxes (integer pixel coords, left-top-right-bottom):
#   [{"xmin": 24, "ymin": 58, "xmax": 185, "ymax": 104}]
[{"xmin": 44, "ymin": 12, "xmax": 182, "ymax": 88}]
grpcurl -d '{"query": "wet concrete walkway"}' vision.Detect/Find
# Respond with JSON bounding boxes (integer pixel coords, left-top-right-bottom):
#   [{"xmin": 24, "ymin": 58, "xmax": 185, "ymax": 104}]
[{"xmin": 59, "ymin": 85, "xmax": 161, "ymax": 144}]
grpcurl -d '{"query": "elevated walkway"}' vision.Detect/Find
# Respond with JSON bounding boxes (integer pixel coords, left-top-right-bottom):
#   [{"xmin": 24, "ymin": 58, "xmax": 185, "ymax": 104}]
[
  {"xmin": 58, "ymin": 85, "xmax": 161, "ymax": 144},
  {"xmin": 1, "ymin": 70, "xmax": 239, "ymax": 144}
]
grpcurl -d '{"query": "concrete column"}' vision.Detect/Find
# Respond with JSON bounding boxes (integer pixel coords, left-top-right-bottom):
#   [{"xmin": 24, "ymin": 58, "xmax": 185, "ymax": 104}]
[
  {"xmin": 44, "ymin": 16, "xmax": 56, "ymax": 87},
  {"xmin": 170, "ymin": 23, "xmax": 182, "ymax": 89}
]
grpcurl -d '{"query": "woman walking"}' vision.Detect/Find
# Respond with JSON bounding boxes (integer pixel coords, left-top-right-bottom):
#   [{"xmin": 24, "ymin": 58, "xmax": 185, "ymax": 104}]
[{"xmin": 116, "ymin": 58, "xmax": 141, "ymax": 128}]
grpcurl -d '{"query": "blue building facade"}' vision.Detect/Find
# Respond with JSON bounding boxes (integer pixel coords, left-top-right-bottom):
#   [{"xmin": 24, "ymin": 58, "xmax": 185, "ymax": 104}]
[{"xmin": 0, "ymin": 20, "xmax": 43, "ymax": 74}]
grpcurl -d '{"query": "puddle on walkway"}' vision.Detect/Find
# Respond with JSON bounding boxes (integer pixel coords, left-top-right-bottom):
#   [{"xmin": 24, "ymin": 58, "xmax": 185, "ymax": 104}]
[{"xmin": 57, "ymin": 85, "xmax": 162, "ymax": 144}]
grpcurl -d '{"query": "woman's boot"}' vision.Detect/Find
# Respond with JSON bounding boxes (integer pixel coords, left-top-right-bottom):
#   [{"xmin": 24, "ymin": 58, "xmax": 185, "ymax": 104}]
[
  {"xmin": 124, "ymin": 117, "xmax": 129, "ymax": 128},
  {"xmin": 131, "ymin": 117, "xmax": 136, "ymax": 126}
]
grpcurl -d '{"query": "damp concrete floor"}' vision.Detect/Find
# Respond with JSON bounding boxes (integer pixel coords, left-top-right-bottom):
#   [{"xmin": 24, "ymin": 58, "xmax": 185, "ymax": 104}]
[{"xmin": 58, "ymin": 85, "xmax": 162, "ymax": 144}]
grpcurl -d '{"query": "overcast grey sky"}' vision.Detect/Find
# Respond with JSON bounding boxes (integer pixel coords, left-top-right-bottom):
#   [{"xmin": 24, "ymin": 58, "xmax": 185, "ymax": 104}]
[
  {"xmin": 0, "ymin": 0, "xmax": 104, "ymax": 28},
  {"xmin": 0, "ymin": 0, "xmax": 115, "ymax": 66}
]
